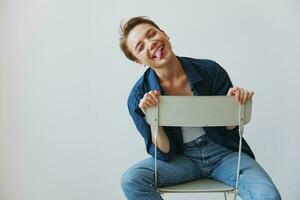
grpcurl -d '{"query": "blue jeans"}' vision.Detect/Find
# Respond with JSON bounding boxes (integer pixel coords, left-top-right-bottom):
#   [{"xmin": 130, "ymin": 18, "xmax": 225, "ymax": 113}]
[{"xmin": 121, "ymin": 134, "xmax": 281, "ymax": 200}]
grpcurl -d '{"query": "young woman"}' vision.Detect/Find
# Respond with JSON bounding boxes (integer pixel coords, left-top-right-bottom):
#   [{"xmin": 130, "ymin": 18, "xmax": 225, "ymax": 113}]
[{"xmin": 119, "ymin": 16, "xmax": 281, "ymax": 200}]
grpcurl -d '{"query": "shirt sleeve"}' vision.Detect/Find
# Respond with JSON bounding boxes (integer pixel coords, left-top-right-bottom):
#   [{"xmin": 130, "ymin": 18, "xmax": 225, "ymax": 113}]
[
  {"xmin": 127, "ymin": 88, "xmax": 176, "ymax": 161},
  {"xmin": 211, "ymin": 62, "xmax": 239, "ymax": 133}
]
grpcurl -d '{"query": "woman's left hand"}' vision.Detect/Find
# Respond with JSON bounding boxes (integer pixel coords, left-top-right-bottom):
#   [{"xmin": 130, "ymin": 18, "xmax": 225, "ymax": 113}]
[{"xmin": 227, "ymin": 87, "xmax": 254, "ymax": 105}]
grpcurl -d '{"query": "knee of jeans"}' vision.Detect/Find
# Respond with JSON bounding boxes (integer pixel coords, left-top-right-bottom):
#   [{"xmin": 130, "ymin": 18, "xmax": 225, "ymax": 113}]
[
  {"xmin": 249, "ymin": 184, "xmax": 281, "ymax": 200},
  {"xmin": 264, "ymin": 186, "xmax": 281, "ymax": 200},
  {"xmin": 121, "ymin": 166, "xmax": 154, "ymax": 190}
]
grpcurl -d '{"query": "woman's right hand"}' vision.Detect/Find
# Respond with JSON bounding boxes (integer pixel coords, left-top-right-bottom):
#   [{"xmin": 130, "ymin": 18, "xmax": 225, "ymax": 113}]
[{"xmin": 138, "ymin": 90, "xmax": 161, "ymax": 114}]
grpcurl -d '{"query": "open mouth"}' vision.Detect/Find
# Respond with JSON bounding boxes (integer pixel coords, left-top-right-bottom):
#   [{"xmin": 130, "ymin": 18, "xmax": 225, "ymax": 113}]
[{"xmin": 152, "ymin": 44, "xmax": 164, "ymax": 60}]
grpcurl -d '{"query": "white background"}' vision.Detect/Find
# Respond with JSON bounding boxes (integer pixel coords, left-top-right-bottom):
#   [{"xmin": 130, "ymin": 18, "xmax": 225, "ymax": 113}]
[{"xmin": 1, "ymin": 0, "xmax": 299, "ymax": 199}]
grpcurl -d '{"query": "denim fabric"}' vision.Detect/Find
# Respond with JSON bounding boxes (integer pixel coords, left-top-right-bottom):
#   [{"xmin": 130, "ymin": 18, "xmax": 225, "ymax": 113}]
[{"xmin": 121, "ymin": 135, "xmax": 281, "ymax": 200}]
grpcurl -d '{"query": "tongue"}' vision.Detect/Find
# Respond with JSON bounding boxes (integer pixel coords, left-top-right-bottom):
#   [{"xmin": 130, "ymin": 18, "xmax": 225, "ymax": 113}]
[{"xmin": 155, "ymin": 49, "xmax": 162, "ymax": 60}]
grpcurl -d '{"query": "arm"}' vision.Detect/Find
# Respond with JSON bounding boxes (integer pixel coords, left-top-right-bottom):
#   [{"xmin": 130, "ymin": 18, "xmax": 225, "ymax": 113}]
[
  {"xmin": 128, "ymin": 88, "xmax": 175, "ymax": 161},
  {"xmin": 139, "ymin": 90, "xmax": 170, "ymax": 153},
  {"xmin": 211, "ymin": 62, "xmax": 254, "ymax": 130}
]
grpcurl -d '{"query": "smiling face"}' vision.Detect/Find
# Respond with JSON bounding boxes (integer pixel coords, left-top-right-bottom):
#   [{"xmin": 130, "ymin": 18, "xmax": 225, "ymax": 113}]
[{"xmin": 126, "ymin": 23, "xmax": 174, "ymax": 68}]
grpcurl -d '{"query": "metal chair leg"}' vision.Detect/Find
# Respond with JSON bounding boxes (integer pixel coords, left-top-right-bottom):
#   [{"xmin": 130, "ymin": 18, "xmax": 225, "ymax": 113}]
[
  {"xmin": 225, "ymin": 191, "xmax": 238, "ymax": 200},
  {"xmin": 224, "ymin": 192, "xmax": 228, "ymax": 200}
]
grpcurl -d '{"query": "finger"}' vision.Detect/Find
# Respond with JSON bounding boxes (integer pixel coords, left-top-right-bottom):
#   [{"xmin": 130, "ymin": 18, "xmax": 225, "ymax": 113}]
[
  {"xmin": 227, "ymin": 87, "xmax": 237, "ymax": 96},
  {"xmin": 149, "ymin": 91, "xmax": 159, "ymax": 103},
  {"xmin": 144, "ymin": 99, "xmax": 154, "ymax": 107},
  {"xmin": 239, "ymin": 89, "xmax": 244, "ymax": 104},
  {"xmin": 154, "ymin": 90, "xmax": 161, "ymax": 95},
  {"xmin": 153, "ymin": 90, "xmax": 161, "ymax": 102},
  {"xmin": 140, "ymin": 100, "xmax": 151, "ymax": 109},
  {"xmin": 248, "ymin": 91, "xmax": 254, "ymax": 98},
  {"xmin": 235, "ymin": 89, "xmax": 240, "ymax": 102},
  {"xmin": 242, "ymin": 90, "xmax": 249, "ymax": 104},
  {"xmin": 145, "ymin": 94, "xmax": 157, "ymax": 105},
  {"xmin": 143, "ymin": 98, "xmax": 155, "ymax": 107},
  {"xmin": 227, "ymin": 88, "xmax": 233, "ymax": 96}
]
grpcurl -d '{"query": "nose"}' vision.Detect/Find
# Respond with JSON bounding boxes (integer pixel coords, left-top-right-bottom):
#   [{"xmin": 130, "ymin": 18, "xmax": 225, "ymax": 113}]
[{"xmin": 148, "ymin": 40, "xmax": 157, "ymax": 51}]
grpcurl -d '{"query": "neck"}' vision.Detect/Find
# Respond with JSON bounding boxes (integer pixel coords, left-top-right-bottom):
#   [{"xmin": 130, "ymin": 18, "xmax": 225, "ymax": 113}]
[{"xmin": 154, "ymin": 55, "xmax": 184, "ymax": 83}]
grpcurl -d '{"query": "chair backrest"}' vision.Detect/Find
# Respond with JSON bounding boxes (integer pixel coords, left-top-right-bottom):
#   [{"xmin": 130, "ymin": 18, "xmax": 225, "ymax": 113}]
[
  {"xmin": 145, "ymin": 95, "xmax": 252, "ymax": 194},
  {"xmin": 146, "ymin": 96, "xmax": 252, "ymax": 127}
]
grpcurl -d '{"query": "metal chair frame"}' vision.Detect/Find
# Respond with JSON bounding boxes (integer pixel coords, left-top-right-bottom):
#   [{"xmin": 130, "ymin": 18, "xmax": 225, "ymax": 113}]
[{"xmin": 145, "ymin": 96, "xmax": 252, "ymax": 200}]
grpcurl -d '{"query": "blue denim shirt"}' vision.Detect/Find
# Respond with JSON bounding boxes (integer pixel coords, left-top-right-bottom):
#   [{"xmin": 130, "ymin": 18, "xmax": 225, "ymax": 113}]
[{"xmin": 127, "ymin": 56, "xmax": 255, "ymax": 161}]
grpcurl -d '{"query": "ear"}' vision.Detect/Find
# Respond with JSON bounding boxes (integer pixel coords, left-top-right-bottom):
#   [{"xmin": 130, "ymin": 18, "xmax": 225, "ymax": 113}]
[{"xmin": 134, "ymin": 59, "xmax": 142, "ymax": 65}]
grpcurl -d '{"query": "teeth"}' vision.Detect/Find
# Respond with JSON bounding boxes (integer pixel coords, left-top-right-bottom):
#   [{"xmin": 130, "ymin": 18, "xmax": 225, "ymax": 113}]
[{"xmin": 153, "ymin": 45, "xmax": 163, "ymax": 58}]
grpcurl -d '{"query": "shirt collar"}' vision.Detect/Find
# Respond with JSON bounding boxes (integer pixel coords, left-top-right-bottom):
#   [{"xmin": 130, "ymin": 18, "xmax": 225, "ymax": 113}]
[
  {"xmin": 177, "ymin": 56, "xmax": 203, "ymax": 87},
  {"xmin": 147, "ymin": 56, "xmax": 203, "ymax": 92},
  {"xmin": 148, "ymin": 69, "xmax": 163, "ymax": 92}
]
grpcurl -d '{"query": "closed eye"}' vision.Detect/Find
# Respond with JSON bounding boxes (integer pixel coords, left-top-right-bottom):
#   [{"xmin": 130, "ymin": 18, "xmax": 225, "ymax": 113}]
[
  {"xmin": 139, "ymin": 44, "xmax": 144, "ymax": 52},
  {"xmin": 149, "ymin": 31, "xmax": 156, "ymax": 38},
  {"xmin": 137, "ymin": 30, "xmax": 156, "ymax": 53}
]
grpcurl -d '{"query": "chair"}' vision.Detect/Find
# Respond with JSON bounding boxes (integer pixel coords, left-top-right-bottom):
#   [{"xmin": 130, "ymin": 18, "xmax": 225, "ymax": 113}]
[{"xmin": 145, "ymin": 96, "xmax": 252, "ymax": 200}]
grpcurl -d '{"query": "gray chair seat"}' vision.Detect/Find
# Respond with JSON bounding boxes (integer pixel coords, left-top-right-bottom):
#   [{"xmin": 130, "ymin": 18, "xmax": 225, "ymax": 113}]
[{"xmin": 158, "ymin": 179, "xmax": 234, "ymax": 193}]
